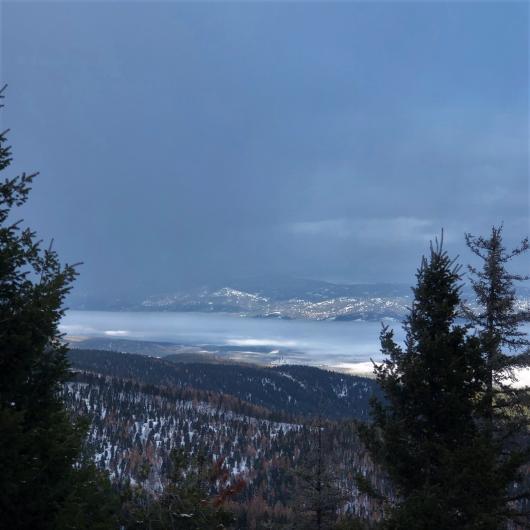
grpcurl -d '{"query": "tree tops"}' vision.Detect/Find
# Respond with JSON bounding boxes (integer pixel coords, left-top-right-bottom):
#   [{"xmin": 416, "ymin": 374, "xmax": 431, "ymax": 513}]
[
  {"xmin": 362, "ymin": 231, "xmax": 530, "ymax": 529},
  {"xmin": 0, "ymin": 86, "xmax": 121, "ymax": 529}
]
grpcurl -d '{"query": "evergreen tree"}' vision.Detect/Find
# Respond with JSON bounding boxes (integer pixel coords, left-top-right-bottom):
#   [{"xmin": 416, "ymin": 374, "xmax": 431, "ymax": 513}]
[
  {"xmin": 465, "ymin": 226, "xmax": 530, "ymax": 525},
  {"xmin": 124, "ymin": 448, "xmax": 242, "ymax": 529},
  {"xmin": 0, "ymin": 86, "xmax": 120, "ymax": 529},
  {"xmin": 295, "ymin": 418, "xmax": 344, "ymax": 530},
  {"xmin": 361, "ymin": 237, "xmax": 493, "ymax": 529},
  {"xmin": 54, "ymin": 462, "xmax": 123, "ymax": 530}
]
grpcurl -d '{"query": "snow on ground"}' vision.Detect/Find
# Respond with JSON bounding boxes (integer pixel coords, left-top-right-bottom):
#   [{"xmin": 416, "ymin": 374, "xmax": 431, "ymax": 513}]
[
  {"xmin": 332, "ymin": 361, "xmax": 376, "ymax": 378},
  {"xmin": 334, "ymin": 362, "xmax": 530, "ymax": 388}
]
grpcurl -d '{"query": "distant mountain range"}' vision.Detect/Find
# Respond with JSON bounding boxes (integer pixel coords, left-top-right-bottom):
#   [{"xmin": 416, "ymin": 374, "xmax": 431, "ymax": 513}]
[
  {"xmin": 68, "ymin": 276, "xmax": 530, "ymax": 322},
  {"xmin": 70, "ymin": 277, "xmax": 412, "ymax": 320},
  {"xmin": 140, "ymin": 285, "xmax": 411, "ymax": 321}
]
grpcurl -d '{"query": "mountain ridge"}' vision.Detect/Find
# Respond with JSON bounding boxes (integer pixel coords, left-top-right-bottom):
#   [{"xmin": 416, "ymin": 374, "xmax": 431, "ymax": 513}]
[
  {"xmin": 68, "ymin": 349, "xmax": 379, "ymax": 421},
  {"xmin": 68, "ymin": 276, "xmax": 530, "ymax": 321}
]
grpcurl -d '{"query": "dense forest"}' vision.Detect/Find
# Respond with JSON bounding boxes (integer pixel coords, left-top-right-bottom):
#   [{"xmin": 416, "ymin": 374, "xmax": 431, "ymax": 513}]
[
  {"xmin": 62, "ymin": 345, "xmax": 529, "ymax": 529},
  {"xmin": 68, "ymin": 349, "xmax": 379, "ymax": 421},
  {"xmin": 63, "ymin": 370, "xmax": 387, "ymax": 528}
]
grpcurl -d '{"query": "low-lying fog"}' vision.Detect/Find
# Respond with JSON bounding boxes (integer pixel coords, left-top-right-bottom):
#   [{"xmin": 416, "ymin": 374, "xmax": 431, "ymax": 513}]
[{"xmin": 61, "ymin": 310, "xmax": 530, "ymax": 386}]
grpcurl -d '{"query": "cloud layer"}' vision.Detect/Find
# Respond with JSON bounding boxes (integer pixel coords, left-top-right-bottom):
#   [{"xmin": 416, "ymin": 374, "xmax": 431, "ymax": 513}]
[{"xmin": 2, "ymin": 2, "xmax": 528, "ymax": 295}]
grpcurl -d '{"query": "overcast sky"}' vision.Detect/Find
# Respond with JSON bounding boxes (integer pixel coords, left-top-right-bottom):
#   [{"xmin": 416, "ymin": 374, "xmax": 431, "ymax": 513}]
[{"xmin": 1, "ymin": 2, "xmax": 528, "ymax": 297}]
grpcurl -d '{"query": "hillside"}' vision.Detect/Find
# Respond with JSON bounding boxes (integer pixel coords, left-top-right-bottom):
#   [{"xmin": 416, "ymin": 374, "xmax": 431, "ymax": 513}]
[
  {"xmin": 64, "ymin": 371, "xmax": 388, "ymax": 527},
  {"xmin": 68, "ymin": 349, "xmax": 379, "ymax": 421},
  {"xmin": 64, "ymin": 349, "xmax": 528, "ymax": 528},
  {"xmin": 64, "ymin": 350, "xmax": 388, "ymax": 526}
]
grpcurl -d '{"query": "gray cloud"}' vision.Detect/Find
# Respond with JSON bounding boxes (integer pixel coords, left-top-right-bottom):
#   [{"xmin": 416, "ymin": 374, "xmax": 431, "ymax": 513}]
[
  {"xmin": 288, "ymin": 217, "xmax": 439, "ymax": 244},
  {"xmin": 1, "ymin": 1, "xmax": 528, "ymax": 295}
]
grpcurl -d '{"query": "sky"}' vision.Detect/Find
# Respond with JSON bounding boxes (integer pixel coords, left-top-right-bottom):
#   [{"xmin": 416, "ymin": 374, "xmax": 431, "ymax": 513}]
[{"xmin": 1, "ymin": 1, "xmax": 528, "ymax": 298}]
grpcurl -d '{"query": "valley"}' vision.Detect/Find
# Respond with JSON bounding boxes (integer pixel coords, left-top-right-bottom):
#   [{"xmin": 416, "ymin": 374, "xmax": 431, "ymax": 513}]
[{"xmin": 65, "ymin": 349, "xmax": 388, "ymax": 527}]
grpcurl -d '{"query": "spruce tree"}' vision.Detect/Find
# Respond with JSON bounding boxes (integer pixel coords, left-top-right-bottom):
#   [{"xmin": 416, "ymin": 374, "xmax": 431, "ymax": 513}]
[
  {"xmin": 361, "ymin": 237, "xmax": 494, "ymax": 529},
  {"xmin": 0, "ymin": 86, "xmax": 119, "ymax": 528},
  {"xmin": 465, "ymin": 226, "xmax": 530, "ymax": 526},
  {"xmin": 294, "ymin": 418, "xmax": 344, "ymax": 530},
  {"xmin": 124, "ymin": 448, "xmax": 239, "ymax": 529}
]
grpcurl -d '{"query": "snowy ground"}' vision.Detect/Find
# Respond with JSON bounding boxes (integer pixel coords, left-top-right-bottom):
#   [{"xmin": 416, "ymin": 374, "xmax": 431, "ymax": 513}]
[{"xmin": 335, "ymin": 362, "xmax": 530, "ymax": 389}]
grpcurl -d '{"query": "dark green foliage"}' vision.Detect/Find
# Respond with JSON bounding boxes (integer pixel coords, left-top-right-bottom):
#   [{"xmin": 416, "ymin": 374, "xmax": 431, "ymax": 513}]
[
  {"xmin": 333, "ymin": 518, "xmax": 376, "ymax": 530},
  {"xmin": 465, "ymin": 227, "xmax": 529, "ymax": 373},
  {"xmin": 294, "ymin": 417, "xmax": 346, "ymax": 530},
  {"xmin": 122, "ymin": 448, "xmax": 240, "ymax": 529},
  {"xmin": 0, "ymin": 87, "xmax": 121, "ymax": 529},
  {"xmin": 69, "ymin": 348, "xmax": 379, "ymax": 420},
  {"xmin": 465, "ymin": 226, "xmax": 530, "ymax": 526},
  {"xmin": 54, "ymin": 463, "xmax": 122, "ymax": 530},
  {"xmin": 361, "ymin": 237, "xmax": 500, "ymax": 529}
]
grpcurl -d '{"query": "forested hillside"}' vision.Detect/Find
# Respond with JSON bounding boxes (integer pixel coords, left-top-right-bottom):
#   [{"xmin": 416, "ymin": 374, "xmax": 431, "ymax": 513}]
[
  {"xmin": 65, "ymin": 351, "xmax": 528, "ymax": 528},
  {"xmin": 68, "ymin": 349, "xmax": 379, "ymax": 421},
  {"xmin": 64, "ymin": 369, "xmax": 388, "ymax": 527}
]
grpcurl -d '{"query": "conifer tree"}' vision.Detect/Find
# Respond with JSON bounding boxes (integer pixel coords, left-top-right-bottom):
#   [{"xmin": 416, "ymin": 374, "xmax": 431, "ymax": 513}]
[
  {"xmin": 361, "ymin": 237, "xmax": 493, "ymax": 529},
  {"xmin": 0, "ymin": 86, "xmax": 119, "ymax": 529},
  {"xmin": 465, "ymin": 226, "xmax": 530, "ymax": 525},
  {"xmin": 465, "ymin": 226, "xmax": 530, "ymax": 409},
  {"xmin": 295, "ymin": 418, "xmax": 344, "ymax": 530},
  {"xmin": 124, "ymin": 448, "xmax": 241, "ymax": 529}
]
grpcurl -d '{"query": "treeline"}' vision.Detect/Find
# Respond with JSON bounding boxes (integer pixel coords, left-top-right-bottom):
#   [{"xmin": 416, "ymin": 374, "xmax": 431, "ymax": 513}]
[
  {"xmin": 68, "ymin": 349, "xmax": 379, "ymax": 421},
  {"xmin": 70, "ymin": 369, "xmax": 295, "ymax": 423},
  {"xmin": 63, "ymin": 374, "xmax": 387, "ymax": 527},
  {"xmin": 359, "ymin": 232, "xmax": 530, "ymax": 529}
]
